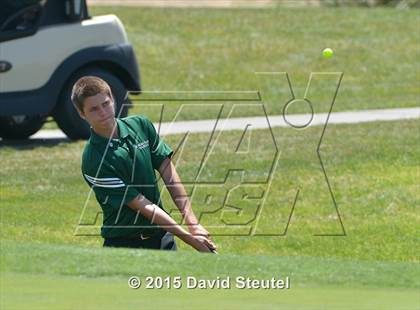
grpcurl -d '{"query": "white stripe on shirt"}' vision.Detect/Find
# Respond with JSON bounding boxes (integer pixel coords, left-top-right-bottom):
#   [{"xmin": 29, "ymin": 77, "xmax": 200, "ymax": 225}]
[{"xmin": 84, "ymin": 174, "xmax": 125, "ymax": 188}]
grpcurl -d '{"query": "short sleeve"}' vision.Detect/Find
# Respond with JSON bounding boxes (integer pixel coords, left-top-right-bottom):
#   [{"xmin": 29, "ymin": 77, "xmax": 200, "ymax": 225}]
[
  {"xmin": 143, "ymin": 118, "xmax": 173, "ymax": 170},
  {"xmin": 83, "ymin": 162, "xmax": 140, "ymax": 210}
]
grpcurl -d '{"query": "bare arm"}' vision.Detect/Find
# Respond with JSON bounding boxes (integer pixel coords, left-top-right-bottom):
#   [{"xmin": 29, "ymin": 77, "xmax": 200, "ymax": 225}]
[
  {"xmin": 127, "ymin": 194, "xmax": 214, "ymax": 253},
  {"xmin": 158, "ymin": 158, "xmax": 212, "ymax": 238}
]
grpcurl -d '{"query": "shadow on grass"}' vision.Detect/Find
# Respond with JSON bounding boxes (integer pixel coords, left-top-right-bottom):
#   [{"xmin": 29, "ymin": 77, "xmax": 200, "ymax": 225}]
[{"xmin": 0, "ymin": 137, "xmax": 74, "ymax": 150}]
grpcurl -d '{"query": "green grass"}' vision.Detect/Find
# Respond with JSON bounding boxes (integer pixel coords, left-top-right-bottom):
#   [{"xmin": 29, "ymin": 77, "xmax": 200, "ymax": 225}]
[
  {"xmin": 1, "ymin": 242, "xmax": 419, "ymax": 309},
  {"xmin": 2, "ymin": 273, "xmax": 418, "ymax": 310},
  {"xmin": 3, "ymin": 6, "xmax": 419, "ymax": 308},
  {"xmin": 114, "ymin": 6, "xmax": 418, "ymax": 115},
  {"xmin": 2, "ymin": 119, "xmax": 419, "ymax": 261},
  {"xmin": 2, "ymin": 242, "xmax": 419, "ymax": 288},
  {"xmin": 42, "ymin": 6, "xmax": 418, "ymax": 129},
  {"xmin": 1, "ymin": 119, "xmax": 419, "ymax": 308}
]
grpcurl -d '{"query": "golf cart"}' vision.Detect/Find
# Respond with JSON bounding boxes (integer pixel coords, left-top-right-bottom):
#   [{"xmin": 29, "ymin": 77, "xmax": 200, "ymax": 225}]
[{"xmin": 0, "ymin": 0, "xmax": 140, "ymax": 140}]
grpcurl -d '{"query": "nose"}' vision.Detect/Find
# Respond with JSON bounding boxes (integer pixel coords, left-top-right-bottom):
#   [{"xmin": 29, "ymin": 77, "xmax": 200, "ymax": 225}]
[{"xmin": 98, "ymin": 106, "xmax": 107, "ymax": 118}]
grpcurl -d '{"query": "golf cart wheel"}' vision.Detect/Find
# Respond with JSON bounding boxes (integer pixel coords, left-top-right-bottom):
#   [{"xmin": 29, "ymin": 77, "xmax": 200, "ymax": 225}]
[
  {"xmin": 53, "ymin": 67, "xmax": 130, "ymax": 140},
  {"xmin": 0, "ymin": 115, "xmax": 46, "ymax": 140}
]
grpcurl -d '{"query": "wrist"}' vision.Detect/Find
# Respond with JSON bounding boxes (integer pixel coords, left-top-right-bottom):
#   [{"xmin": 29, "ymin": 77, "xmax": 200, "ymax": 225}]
[{"xmin": 183, "ymin": 215, "xmax": 199, "ymax": 227}]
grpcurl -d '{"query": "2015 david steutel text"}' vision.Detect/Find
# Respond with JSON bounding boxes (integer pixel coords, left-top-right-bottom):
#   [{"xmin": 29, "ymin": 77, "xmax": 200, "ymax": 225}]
[{"xmin": 131, "ymin": 276, "xmax": 290, "ymax": 290}]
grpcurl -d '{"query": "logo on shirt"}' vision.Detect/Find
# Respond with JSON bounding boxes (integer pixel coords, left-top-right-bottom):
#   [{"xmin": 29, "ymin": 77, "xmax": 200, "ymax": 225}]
[
  {"xmin": 135, "ymin": 140, "xmax": 149, "ymax": 150},
  {"xmin": 140, "ymin": 234, "xmax": 151, "ymax": 240}
]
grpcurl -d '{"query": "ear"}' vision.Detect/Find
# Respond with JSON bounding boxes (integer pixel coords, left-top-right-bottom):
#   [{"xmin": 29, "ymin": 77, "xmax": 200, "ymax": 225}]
[{"xmin": 75, "ymin": 106, "xmax": 86, "ymax": 120}]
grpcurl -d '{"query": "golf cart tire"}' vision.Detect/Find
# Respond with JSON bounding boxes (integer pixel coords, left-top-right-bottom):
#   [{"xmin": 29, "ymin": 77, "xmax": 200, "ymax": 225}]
[
  {"xmin": 53, "ymin": 68, "xmax": 129, "ymax": 140},
  {"xmin": 0, "ymin": 115, "xmax": 46, "ymax": 140}
]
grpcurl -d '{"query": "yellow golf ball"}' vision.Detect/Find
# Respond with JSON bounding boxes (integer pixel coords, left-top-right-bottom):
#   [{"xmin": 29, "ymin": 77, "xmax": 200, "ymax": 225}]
[{"xmin": 323, "ymin": 48, "xmax": 333, "ymax": 58}]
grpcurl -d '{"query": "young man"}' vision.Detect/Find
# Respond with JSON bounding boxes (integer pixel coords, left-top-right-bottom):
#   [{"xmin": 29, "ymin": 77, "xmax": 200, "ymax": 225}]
[{"xmin": 72, "ymin": 76, "xmax": 217, "ymax": 253}]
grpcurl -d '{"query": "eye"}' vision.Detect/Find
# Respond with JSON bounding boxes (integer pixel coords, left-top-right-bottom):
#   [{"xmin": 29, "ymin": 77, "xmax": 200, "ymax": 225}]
[{"xmin": 103, "ymin": 101, "xmax": 110, "ymax": 107}]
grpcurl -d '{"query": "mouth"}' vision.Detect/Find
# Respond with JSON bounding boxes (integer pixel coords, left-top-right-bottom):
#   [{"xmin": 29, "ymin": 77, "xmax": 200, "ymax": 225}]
[{"xmin": 101, "ymin": 115, "xmax": 114, "ymax": 123}]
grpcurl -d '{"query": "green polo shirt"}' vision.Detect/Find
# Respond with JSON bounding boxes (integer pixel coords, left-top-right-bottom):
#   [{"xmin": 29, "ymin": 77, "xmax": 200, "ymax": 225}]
[{"xmin": 81, "ymin": 115, "xmax": 173, "ymax": 238}]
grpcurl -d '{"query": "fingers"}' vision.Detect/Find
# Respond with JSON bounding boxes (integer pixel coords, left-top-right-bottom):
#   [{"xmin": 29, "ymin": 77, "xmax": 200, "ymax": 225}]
[
  {"xmin": 190, "ymin": 235, "xmax": 208, "ymax": 252},
  {"xmin": 195, "ymin": 236, "xmax": 218, "ymax": 253},
  {"xmin": 198, "ymin": 242, "xmax": 213, "ymax": 253},
  {"xmin": 204, "ymin": 238, "xmax": 217, "ymax": 251},
  {"xmin": 192, "ymin": 230, "xmax": 215, "ymax": 248}
]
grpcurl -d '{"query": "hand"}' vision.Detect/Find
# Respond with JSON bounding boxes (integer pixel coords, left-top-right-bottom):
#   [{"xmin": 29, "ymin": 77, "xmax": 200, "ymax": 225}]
[
  {"xmin": 193, "ymin": 235, "xmax": 217, "ymax": 253},
  {"xmin": 188, "ymin": 223, "xmax": 210, "ymax": 237},
  {"xmin": 189, "ymin": 224, "xmax": 218, "ymax": 253}
]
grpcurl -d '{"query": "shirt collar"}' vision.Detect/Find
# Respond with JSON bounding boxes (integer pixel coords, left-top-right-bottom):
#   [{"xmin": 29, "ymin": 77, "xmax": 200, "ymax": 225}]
[
  {"xmin": 89, "ymin": 118, "xmax": 129, "ymax": 145},
  {"xmin": 116, "ymin": 118, "xmax": 129, "ymax": 139}
]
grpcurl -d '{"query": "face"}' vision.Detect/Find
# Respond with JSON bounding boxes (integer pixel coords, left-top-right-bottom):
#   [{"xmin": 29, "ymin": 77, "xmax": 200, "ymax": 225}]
[{"xmin": 78, "ymin": 93, "xmax": 116, "ymax": 130}]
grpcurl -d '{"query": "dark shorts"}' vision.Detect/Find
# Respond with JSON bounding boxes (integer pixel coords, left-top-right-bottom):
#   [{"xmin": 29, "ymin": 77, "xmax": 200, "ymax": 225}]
[{"xmin": 103, "ymin": 229, "xmax": 177, "ymax": 251}]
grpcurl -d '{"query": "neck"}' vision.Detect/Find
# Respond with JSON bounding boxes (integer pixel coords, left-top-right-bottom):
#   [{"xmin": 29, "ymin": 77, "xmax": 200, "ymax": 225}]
[{"xmin": 92, "ymin": 118, "xmax": 119, "ymax": 139}]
